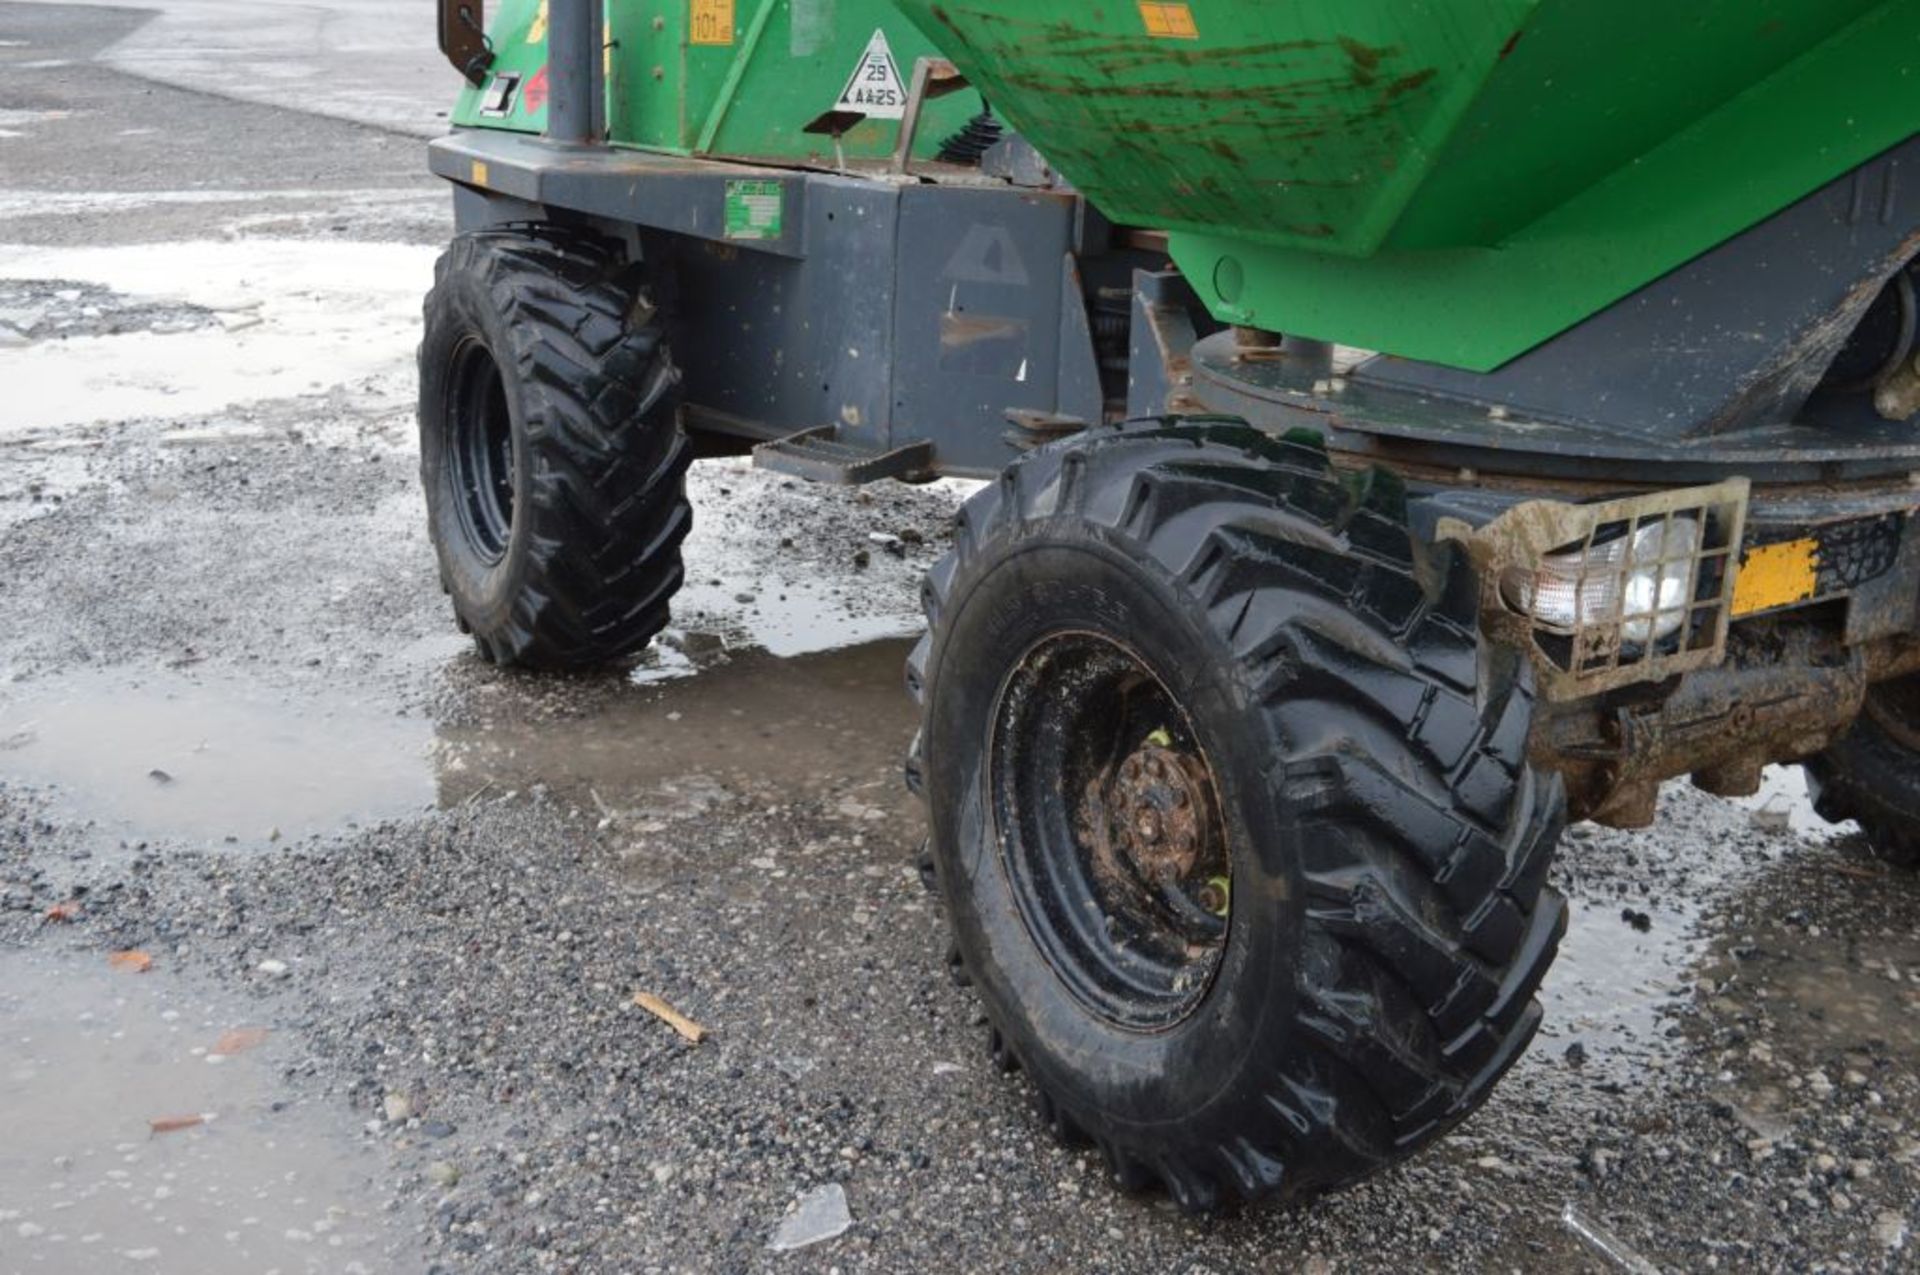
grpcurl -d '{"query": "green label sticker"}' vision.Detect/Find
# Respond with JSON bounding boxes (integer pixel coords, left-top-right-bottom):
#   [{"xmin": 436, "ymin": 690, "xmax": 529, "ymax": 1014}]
[{"xmin": 725, "ymin": 180, "xmax": 783, "ymax": 241}]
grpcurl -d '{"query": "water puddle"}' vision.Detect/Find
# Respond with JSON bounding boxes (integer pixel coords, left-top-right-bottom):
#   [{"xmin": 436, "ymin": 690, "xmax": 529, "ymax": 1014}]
[
  {"xmin": 0, "ymin": 637, "xmax": 922, "ymax": 851},
  {"xmin": 1537, "ymin": 895, "xmax": 1704, "ymax": 1080},
  {"xmin": 1536, "ymin": 778, "xmax": 1885, "ymax": 1089},
  {"xmin": 0, "ymin": 948, "xmax": 409, "ymax": 1271},
  {"xmin": 437, "ymin": 637, "xmax": 921, "ymax": 814},
  {"xmin": 0, "ymin": 670, "xmax": 436, "ymax": 847}
]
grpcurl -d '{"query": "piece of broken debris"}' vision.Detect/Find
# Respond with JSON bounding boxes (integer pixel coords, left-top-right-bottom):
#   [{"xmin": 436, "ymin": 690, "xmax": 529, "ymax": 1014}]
[
  {"xmin": 634, "ymin": 991, "xmax": 708, "ymax": 1043},
  {"xmin": 768, "ymin": 1183, "xmax": 853, "ymax": 1252}
]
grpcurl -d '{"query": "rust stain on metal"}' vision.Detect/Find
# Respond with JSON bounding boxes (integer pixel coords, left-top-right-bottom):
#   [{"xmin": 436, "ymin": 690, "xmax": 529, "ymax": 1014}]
[
  {"xmin": 1382, "ymin": 68, "xmax": 1439, "ymax": 101},
  {"xmin": 1532, "ymin": 623, "xmax": 1874, "ymax": 827},
  {"xmin": 1337, "ymin": 35, "xmax": 1391, "ymax": 72},
  {"xmin": 1109, "ymin": 744, "xmax": 1216, "ymax": 883},
  {"xmin": 939, "ymin": 313, "xmax": 1025, "ymax": 350}
]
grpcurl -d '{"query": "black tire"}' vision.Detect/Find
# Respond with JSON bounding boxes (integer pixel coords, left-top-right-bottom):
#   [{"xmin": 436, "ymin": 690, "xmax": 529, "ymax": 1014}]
[
  {"xmin": 1804, "ymin": 679, "xmax": 1920, "ymax": 867},
  {"xmin": 907, "ymin": 418, "xmax": 1567, "ymax": 1211},
  {"xmin": 419, "ymin": 227, "xmax": 692, "ymax": 668}
]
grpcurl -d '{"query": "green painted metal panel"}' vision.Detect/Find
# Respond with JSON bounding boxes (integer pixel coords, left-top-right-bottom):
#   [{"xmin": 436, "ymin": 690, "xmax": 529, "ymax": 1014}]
[
  {"xmin": 897, "ymin": 0, "xmax": 1920, "ymax": 369},
  {"xmin": 895, "ymin": 0, "xmax": 1540, "ymax": 258},
  {"xmin": 452, "ymin": 0, "xmax": 980, "ymax": 164},
  {"xmin": 450, "ymin": 0, "xmax": 551, "ymax": 134}
]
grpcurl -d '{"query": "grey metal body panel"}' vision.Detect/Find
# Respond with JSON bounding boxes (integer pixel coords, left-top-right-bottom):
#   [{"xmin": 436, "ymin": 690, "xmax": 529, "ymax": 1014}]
[
  {"xmin": 436, "ymin": 129, "xmax": 1131, "ymax": 479},
  {"xmin": 1188, "ymin": 329, "xmax": 1920, "ymax": 485},
  {"xmin": 435, "ymin": 128, "xmax": 1920, "ymax": 492},
  {"xmin": 668, "ymin": 176, "xmax": 903, "ymax": 457},
  {"xmin": 433, "ymin": 132, "xmax": 814, "ymax": 258}
]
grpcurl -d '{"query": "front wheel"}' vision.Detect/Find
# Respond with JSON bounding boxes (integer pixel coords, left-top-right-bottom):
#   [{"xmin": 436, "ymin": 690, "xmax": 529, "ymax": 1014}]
[
  {"xmin": 1805, "ymin": 677, "xmax": 1920, "ymax": 867},
  {"xmin": 418, "ymin": 228, "xmax": 692, "ymax": 669},
  {"xmin": 908, "ymin": 419, "xmax": 1567, "ymax": 1210}
]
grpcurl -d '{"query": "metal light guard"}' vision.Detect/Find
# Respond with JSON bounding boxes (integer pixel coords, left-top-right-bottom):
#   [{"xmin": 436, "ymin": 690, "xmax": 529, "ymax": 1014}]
[{"xmin": 1443, "ymin": 479, "xmax": 1751, "ymax": 701}]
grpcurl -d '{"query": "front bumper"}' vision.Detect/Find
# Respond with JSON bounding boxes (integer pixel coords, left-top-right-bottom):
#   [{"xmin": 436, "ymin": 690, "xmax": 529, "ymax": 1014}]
[{"xmin": 1437, "ymin": 478, "xmax": 1920, "ymax": 825}]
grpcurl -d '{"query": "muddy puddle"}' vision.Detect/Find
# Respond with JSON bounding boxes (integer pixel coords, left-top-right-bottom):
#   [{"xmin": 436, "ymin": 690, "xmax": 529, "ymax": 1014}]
[
  {"xmin": 437, "ymin": 637, "xmax": 921, "ymax": 815},
  {"xmin": 1537, "ymin": 893, "xmax": 1704, "ymax": 1081},
  {"xmin": 1725, "ymin": 919, "xmax": 1920, "ymax": 1060},
  {"xmin": 0, "ymin": 637, "xmax": 921, "ymax": 852},
  {"xmin": 0, "ymin": 948, "xmax": 409, "ymax": 1271},
  {"xmin": 0, "ymin": 671, "xmax": 437, "ymax": 847}
]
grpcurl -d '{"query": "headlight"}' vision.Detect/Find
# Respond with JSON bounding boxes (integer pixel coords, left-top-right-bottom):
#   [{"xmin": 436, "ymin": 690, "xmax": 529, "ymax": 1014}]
[{"xmin": 1501, "ymin": 517, "xmax": 1698, "ymax": 644}]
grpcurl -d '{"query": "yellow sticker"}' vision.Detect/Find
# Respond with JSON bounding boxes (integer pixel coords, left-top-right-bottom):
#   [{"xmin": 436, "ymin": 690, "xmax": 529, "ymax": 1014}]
[
  {"xmin": 471, "ymin": 161, "xmax": 490, "ymax": 188},
  {"xmin": 1138, "ymin": 1, "xmax": 1199, "ymax": 39},
  {"xmin": 528, "ymin": 0, "xmax": 548, "ymax": 45},
  {"xmin": 691, "ymin": 0, "xmax": 735, "ymax": 46},
  {"xmin": 1731, "ymin": 537, "xmax": 1819, "ymax": 616}
]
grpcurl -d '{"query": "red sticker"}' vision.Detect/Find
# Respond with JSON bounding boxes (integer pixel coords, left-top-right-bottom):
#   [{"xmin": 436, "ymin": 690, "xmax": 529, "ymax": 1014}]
[{"xmin": 522, "ymin": 65, "xmax": 550, "ymax": 115}]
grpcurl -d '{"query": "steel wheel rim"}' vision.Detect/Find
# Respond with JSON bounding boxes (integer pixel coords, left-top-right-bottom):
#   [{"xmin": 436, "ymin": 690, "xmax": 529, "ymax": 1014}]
[
  {"xmin": 446, "ymin": 336, "xmax": 516, "ymax": 565},
  {"xmin": 988, "ymin": 631, "xmax": 1232, "ymax": 1032}
]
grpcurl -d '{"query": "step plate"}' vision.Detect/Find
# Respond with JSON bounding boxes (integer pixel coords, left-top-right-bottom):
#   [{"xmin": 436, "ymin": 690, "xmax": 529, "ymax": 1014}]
[{"xmin": 752, "ymin": 427, "xmax": 935, "ymax": 487}]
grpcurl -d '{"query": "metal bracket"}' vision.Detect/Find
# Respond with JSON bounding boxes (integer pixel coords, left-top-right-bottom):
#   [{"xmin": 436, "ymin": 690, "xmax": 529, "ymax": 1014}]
[
  {"xmin": 890, "ymin": 58, "xmax": 969, "ymax": 175},
  {"xmin": 439, "ymin": 0, "xmax": 494, "ymax": 87}
]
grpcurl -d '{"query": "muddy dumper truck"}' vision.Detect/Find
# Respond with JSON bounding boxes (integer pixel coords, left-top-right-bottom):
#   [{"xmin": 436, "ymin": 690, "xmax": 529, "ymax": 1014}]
[{"xmin": 419, "ymin": 0, "xmax": 1920, "ymax": 1209}]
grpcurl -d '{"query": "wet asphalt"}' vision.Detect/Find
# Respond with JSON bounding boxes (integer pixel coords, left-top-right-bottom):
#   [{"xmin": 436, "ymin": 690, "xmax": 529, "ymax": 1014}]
[{"xmin": 2, "ymin": 4, "xmax": 1920, "ymax": 1272}]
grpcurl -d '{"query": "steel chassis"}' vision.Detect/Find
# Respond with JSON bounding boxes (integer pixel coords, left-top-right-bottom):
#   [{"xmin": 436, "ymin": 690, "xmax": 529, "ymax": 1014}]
[{"xmin": 430, "ymin": 0, "xmax": 1920, "ymax": 830}]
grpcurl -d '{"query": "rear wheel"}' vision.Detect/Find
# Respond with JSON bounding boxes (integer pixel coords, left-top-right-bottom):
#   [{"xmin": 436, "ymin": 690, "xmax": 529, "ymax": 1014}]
[
  {"xmin": 1805, "ymin": 677, "xmax": 1920, "ymax": 867},
  {"xmin": 908, "ymin": 419, "xmax": 1567, "ymax": 1210},
  {"xmin": 419, "ymin": 228, "xmax": 692, "ymax": 668}
]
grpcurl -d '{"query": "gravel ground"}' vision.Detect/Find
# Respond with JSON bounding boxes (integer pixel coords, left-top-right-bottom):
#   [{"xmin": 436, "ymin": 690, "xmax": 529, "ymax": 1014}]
[{"xmin": 3, "ymin": 3, "xmax": 1919, "ymax": 1273}]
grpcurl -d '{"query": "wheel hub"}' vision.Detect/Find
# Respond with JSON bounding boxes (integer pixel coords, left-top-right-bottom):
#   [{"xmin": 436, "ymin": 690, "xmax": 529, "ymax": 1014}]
[
  {"xmin": 1108, "ymin": 741, "xmax": 1215, "ymax": 886},
  {"xmin": 989, "ymin": 631, "xmax": 1234, "ymax": 1032}
]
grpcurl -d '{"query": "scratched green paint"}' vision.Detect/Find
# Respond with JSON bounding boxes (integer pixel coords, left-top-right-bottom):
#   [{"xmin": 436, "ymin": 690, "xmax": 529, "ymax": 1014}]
[
  {"xmin": 895, "ymin": 0, "xmax": 1919, "ymax": 369},
  {"xmin": 448, "ymin": 1, "xmax": 1919, "ymax": 369}
]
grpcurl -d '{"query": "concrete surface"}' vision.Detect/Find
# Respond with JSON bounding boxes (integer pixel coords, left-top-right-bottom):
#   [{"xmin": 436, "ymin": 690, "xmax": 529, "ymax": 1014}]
[{"xmin": 6, "ymin": 0, "xmax": 455, "ymax": 136}]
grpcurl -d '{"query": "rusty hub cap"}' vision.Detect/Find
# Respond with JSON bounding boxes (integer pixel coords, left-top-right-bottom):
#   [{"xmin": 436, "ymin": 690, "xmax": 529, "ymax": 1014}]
[{"xmin": 1108, "ymin": 743, "xmax": 1216, "ymax": 887}]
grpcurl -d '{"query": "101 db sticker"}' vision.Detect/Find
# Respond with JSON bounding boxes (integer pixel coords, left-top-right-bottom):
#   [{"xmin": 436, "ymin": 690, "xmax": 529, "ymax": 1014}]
[
  {"xmin": 691, "ymin": 0, "xmax": 734, "ymax": 46},
  {"xmin": 834, "ymin": 29, "xmax": 907, "ymax": 120}
]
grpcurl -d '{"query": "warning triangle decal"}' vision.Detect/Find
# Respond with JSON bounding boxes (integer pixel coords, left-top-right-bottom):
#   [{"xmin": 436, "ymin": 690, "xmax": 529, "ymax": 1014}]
[{"xmin": 835, "ymin": 29, "xmax": 907, "ymax": 120}]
